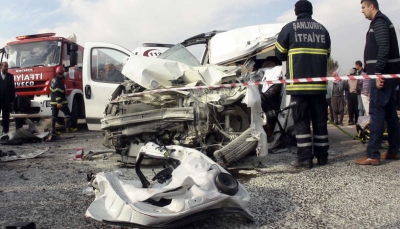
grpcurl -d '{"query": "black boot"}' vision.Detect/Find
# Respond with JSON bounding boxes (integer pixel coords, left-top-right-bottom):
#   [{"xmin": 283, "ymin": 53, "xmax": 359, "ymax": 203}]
[
  {"xmin": 317, "ymin": 156, "xmax": 328, "ymax": 165},
  {"xmin": 64, "ymin": 117, "xmax": 71, "ymax": 133},
  {"xmin": 51, "ymin": 119, "xmax": 60, "ymax": 135},
  {"xmin": 65, "ymin": 117, "xmax": 78, "ymax": 133},
  {"xmin": 291, "ymin": 159, "xmax": 313, "ymax": 169}
]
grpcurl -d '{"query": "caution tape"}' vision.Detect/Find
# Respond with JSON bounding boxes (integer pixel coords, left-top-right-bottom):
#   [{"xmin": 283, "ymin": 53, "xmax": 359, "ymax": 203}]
[{"xmin": 113, "ymin": 74, "xmax": 400, "ymax": 102}]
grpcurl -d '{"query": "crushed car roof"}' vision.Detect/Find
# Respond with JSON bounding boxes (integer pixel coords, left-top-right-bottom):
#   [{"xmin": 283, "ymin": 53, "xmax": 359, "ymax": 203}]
[
  {"xmin": 121, "ymin": 23, "xmax": 285, "ymax": 89},
  {"xmin": 208, "ymin": 23, "xmax": 285, "ymax": 65}
]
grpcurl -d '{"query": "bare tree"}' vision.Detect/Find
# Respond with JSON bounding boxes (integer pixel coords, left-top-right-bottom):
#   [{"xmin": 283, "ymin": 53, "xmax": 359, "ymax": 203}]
[{"xmin": 327, "ymin": 57, "xmax": 339, "ymax": 76}]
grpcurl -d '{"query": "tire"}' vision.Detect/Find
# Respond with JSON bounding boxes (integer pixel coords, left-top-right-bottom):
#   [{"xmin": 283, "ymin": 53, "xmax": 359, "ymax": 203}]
[
  {"xmin": 215, "ymin": 173, "xmax": 239, "ymax": 196},
  {"xmin": 213, "ymin": 128, "xmax": 257, "ymax": 167},
  {"xmin": 70, "ymin": 99, "xmax": 79, "ymax": 128}
]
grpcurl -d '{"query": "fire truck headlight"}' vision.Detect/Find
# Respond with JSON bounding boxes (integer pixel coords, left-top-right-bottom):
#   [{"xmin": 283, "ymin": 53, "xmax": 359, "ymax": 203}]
[{"xmin": 45, "ymin": 100, "xmax": 51, "ymax": 107}]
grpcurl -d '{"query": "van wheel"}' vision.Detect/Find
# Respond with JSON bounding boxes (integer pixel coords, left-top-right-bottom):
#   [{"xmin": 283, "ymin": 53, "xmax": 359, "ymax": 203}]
[{"xmin": 215, "ymin": 173, "xmax": 239, "ymax": 196}]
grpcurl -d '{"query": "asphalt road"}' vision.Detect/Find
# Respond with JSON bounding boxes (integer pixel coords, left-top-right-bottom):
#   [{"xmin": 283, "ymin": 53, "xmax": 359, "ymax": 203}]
[{"xmin": 1, "ymin": 122, "xmax": 400, "ymax": 228}]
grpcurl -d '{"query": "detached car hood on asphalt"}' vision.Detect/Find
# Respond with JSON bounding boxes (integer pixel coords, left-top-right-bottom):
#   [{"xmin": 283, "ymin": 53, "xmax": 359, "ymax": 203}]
[{"xmin": 85, "ymin": 142, "xmax": 253, "ymax": 228}]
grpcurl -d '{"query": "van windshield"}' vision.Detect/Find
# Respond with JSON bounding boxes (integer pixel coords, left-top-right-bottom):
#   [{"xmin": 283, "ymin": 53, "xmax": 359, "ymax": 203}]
[
  {"xmin": 5, "ymin": 41, "xmax": 62, "ymax": 68},
  {"xmin": 158, "ymin": 44, "xmax": 201, "ymax": 66}
]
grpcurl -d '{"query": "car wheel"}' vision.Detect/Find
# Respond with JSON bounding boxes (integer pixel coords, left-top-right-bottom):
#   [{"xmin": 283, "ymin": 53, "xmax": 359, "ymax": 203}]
[{"xmin": 215, "ymin": 173, "xmax": 239, "ymax": 196}]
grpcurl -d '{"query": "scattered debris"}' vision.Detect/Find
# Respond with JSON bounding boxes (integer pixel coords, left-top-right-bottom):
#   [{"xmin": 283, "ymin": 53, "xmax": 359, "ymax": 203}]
[
  {"xmin": 252, "ymin": 161, "xmax": 266, "ymax": 168},
  {"xmin": 20, "ymin": 174, "xmax": 29, "ymax": 180},
  {"xmin": 75, "ymin": 148, "xmax": 84, "ymax": 161},
  {"xmin": 0, "ymin": 119, "xmax": 52, "ymax": 143},
  {"xmin": 0, "ymin": 138, "xmax": 23, "ymax": 145},
  {"xmin": 83, "ymin": 149, "xmax": 115, "ymax": 161},
  {"xmin": 4, "ymin": 221, "xmax": 36, "ymax": 229},
  {"xmin": 0, "ymin": 148, "xmax": 49, "ymax": 162},
  {"xmin": 270, "ymin": 148, "xmax": 289, "ymax": 154},
  {"xmin": 82, "ymin": 187, "xmax": 94, "ymax": 197},
  {"xmin": 0, "ymin": 150, "xmax": 17, "ymax": 157}
]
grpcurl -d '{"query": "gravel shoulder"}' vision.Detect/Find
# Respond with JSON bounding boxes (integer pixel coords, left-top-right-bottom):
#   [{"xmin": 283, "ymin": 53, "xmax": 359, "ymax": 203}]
[{"xmin": 1, "ymin": 124, "xmax": 400, "ymax": 229}]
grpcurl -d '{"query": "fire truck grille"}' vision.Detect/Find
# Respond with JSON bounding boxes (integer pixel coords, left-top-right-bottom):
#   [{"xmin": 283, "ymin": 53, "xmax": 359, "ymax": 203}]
[
  {"xmin": 15, "ymin": 87, "xmax": 46, "ymax": 93},
  {"xmin": 14, "ymin": 81, "xmax": 47, "ymax": 93}
]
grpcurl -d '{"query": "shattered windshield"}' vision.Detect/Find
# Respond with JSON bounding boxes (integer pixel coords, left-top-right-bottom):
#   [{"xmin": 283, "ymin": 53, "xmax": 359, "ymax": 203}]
[
  {"xmin": 158, "ymin": 44, "xmax": 201, "ymax": 66},
  {"xmin": 5, "ymin": 41, "xmax": 62, "ymax": 68}
]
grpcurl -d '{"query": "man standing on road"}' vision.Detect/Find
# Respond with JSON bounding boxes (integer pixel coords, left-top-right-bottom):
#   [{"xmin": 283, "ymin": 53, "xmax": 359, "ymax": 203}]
[
  {"xmin": 50, "ymin": 66, "xmax": 77, "ymax": 135},
  {"xmin": 347, "ymin": 68, "xmax": 360, "ymax": 125},
  {"xmin": 0, "ymin": 62, "xmax": 15, "ymax": 134},
  {"xmin": 355, "ymin": 0, "xmax": 400, "ymax": 165},
  {"xmin": 275, "ymin": 0, "xmax": 331, "ymax": 169}
]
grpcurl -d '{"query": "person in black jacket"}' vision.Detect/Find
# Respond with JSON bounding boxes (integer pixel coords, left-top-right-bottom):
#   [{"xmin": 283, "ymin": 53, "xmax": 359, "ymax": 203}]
[
  {"xmin": 50, "ymin": 66, "xmax": 77, "ymax": 134},
  {"xmin": 275, "ymin": 0, "xmax": 331, "ymax": 169},
  {"xmin": 355, "ymin": 0, "xmax": 400, "ymax": 165},
  {"xmin": 0, "ymin": 62, "xmax": 15, "ymax": 134}
]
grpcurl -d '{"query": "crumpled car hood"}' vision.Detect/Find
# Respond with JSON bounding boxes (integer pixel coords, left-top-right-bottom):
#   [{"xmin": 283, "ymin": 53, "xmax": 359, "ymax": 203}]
[
  {"xmin": 122, "ymin": 55, "xmax": 236, "ymax": 89},
  {"xmin": 85, "ymin": 142, "xmax": 253, "ymax": 227}
]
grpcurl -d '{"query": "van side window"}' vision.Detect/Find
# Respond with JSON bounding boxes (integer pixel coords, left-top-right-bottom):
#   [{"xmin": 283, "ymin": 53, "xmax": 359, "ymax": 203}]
[
  {"xmin": 77, "ymin": 49, "xmax": 83, "ymax": 71},
  {"xmin": 90, "ymin": 48, "xmax": 128, "ymax": 83}
]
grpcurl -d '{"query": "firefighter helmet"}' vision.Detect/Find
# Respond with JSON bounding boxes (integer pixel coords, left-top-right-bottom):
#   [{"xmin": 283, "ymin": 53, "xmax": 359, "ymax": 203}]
[{"xmin": 56, "ymin": 66, "xmax": 64, "ymax": 74}]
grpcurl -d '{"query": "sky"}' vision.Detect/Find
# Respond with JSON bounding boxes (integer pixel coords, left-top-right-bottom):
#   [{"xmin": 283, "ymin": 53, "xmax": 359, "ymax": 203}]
[{"xmin": 1, "ymin": 0, "xmax": 400, "ymax": 75}]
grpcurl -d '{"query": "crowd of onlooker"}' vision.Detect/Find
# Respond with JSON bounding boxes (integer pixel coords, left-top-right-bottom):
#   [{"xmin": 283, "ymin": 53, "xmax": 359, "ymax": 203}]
[
  {"xmin": 326, "ymin": 60, "xmax": 370, "ymax": 126},
  {"xmin": 327, "ymin": 60, "xmax": 400, "ymax": 126}
]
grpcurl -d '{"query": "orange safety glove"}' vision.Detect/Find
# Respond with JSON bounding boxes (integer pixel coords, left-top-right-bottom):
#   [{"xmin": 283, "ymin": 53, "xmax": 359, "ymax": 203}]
[{"xmin": 56, "ymin": 104, "xmax": 63, "ymax": 109}]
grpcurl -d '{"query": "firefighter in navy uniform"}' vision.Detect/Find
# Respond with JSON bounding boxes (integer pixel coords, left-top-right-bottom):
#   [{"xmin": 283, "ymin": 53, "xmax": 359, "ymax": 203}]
[
  {"xmin": 275, "ymin": 0, "xmax": 331, "ymax": 169},
  {"xmin": 50, "ymin": 66, "xmax": 77, "ymax": 134}
]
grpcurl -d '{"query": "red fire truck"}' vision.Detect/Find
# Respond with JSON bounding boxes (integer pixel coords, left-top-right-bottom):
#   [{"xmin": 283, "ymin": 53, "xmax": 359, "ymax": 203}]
[{"xmin": 0, "ymin": 33, "xmax": 85, "ymax": 128}]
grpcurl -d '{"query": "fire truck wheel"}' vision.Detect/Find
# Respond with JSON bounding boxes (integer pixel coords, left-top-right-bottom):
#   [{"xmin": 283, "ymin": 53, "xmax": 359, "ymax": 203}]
[{"xmin": 71, "ymin": 99, "xmax": 79, "ymax": 128}]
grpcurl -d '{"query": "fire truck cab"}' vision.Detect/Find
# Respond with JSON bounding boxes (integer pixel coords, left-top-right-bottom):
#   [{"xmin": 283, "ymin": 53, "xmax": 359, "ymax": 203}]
[{"xmin": 0, "ymin": 33, "xmax": 85, "ymax": 128}]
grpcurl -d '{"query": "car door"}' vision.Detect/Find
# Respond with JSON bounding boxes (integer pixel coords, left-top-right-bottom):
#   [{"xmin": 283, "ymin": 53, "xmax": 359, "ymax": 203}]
[{"xmin": 83, "ymin": 42, "xmax": 133, "ymax": 130}]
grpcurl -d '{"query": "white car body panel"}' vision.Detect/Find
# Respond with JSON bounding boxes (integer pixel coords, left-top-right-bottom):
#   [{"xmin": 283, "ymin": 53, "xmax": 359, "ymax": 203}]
[
  {"xmin": 209, "ymin": 23, "xmax": 285, "ymax": 64},
  {"xmin": 122, "ymin": 55, "xmax": 234, "ymax": 89},
  {"xmin": 86, "ymin": 142, "xmax": 253, "ymax": 227}
]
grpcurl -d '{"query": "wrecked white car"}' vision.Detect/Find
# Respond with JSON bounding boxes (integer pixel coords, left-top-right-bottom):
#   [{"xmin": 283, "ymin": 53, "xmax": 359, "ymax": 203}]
[
  {"xmin": 85, "ymin": 142, "xmax": 254, "ymax": 228},
  {"xmin": 83, "ymin": 23, "xmax": 295, "ymax": 166}
]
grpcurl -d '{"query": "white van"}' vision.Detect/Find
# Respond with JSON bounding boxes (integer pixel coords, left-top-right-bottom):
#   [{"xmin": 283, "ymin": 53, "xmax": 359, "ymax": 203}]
[{"xmin": 82, "ymin": 43, "xmax": 173, "ymax": 130}]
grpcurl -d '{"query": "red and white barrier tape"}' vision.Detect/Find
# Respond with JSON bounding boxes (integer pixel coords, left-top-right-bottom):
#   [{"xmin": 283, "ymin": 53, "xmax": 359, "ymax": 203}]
[{"xmin": 113, "ymin": 74, "xmax": 399, "ymax": 102}]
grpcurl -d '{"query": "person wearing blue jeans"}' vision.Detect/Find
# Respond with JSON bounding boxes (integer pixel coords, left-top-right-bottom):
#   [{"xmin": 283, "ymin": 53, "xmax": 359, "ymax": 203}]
[
  {"xmin": 364, "ymin": 80, "xmax": 400, "ymax": 161},
  {"xmin": 355, "ymin": 0, "xmax": 400, "ymax": 165}
]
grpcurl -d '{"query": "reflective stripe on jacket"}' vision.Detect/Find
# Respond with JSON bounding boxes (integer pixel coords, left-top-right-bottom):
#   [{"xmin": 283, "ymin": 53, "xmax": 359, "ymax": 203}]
[
  {"xmin": 275, "ymin": 14, "xmax": 331, "ymax": 95},
  {"xmin": 50, "ymin": 76, "xmax": 68, "ymax": 105}
]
